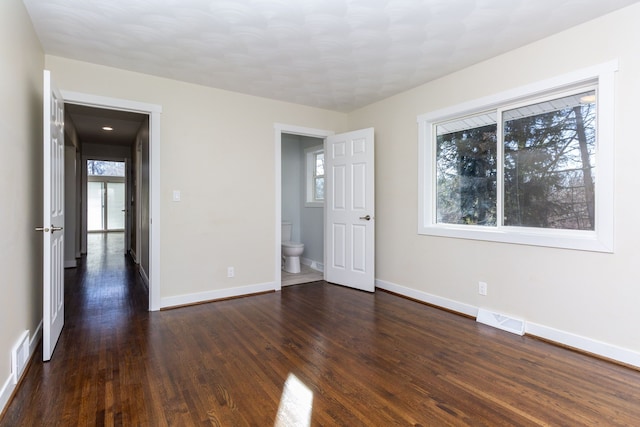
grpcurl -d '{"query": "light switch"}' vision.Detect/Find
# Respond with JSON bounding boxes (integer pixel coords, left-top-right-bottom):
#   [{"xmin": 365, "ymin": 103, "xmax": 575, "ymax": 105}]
[{"xmin": 172, "ymin": 190, "xmax": 181, "ymax": 202}]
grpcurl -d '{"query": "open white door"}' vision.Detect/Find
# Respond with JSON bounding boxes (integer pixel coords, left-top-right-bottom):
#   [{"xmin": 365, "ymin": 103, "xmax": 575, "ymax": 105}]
[
  {"xmin": 325, "ymin": 128, "xmax": 375, "ymax": 292},
  {"xmin": 40, "ymin": 70, "xmax": 65, "ymax": 361}
]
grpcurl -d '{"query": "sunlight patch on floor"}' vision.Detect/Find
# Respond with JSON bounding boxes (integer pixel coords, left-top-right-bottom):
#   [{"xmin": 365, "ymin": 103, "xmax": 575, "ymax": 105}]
[{"xmin": 274, "ymin": 373, "xmax": 313, "ymax": 427}]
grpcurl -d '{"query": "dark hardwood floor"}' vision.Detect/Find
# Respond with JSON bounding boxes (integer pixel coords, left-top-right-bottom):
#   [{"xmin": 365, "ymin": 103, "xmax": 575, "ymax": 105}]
[{"xmin": 2, "ymin": 233, "xmax": 640, "ymax": 426}]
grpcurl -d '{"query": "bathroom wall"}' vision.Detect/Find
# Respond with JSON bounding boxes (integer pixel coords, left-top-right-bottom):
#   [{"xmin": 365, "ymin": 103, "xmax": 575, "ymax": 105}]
[
  {"xmin": 281, "ymin": 134, "xmax": 302, "ymax": 242},
  {"xmin": 281, "ymin": 134, "xmax": 324, "ymax": 269},
  {"xmin": 299, "ymin": 136, "xmax": 324, "ymax": 267}
]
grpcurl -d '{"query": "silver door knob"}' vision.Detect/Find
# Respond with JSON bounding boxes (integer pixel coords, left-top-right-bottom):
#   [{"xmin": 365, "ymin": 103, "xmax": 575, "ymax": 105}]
[
  {"xmin": 359, "ymin": 215, "xmax": 371, "ymax": 221},
  {"xmin": 35, "ymin": 225, "xmax": 63, "ymax": 233}
]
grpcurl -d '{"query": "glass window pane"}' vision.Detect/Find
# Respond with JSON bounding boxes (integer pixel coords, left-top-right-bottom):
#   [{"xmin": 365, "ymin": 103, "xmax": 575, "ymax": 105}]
[
  {"xmin": 107, "ymin": 182, "xmax": 125, "ymax": 230},
  {"xmin": 503, "ymin": 90, "xmax": 596, "ymax": 230},
  {"xmin": 435, "ymin": 117, "xmax": 497, "ymax": 226},
  {"xmin": 88, "ymin": 160, "xmax": 125, "ymax": 177},
  {"xmin": 314, "ymin": 177, "xmax": 324, "ymax": 201},
  {"xmin": 88, "ymin": 181, "xmax": 104, "ymax": 231},
  {"xmin": 315, "ymin": 153, "xmax": 324, "ymax": 176}
]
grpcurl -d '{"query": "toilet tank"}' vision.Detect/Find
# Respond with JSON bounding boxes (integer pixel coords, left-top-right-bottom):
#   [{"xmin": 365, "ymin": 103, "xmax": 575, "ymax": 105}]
[{"xmin": 281, "ymin": 221, "xmax": 292, "ymax": 241}]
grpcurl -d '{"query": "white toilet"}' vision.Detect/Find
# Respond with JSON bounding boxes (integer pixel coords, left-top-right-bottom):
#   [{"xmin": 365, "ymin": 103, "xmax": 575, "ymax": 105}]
[{"xmin": 281, "ymin": 221, "xmax": 304, "ymax": 273}]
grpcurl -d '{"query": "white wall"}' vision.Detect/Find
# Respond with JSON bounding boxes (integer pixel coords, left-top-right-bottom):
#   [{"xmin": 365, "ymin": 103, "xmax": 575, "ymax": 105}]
[
  {"xmin": 64, "ymin": 112, "xmax": 80, "ymax": 267},
  {"xmin": 137, "ymin": 117, "xmax": 150, "ymax": 279},
  {"xmin": 45, "ymin": 55, "xmax": 348, "ymax": 305},
  {"xmin": 299, "ymin": 137, "xmax": 324, "ymax": 266},
  {"xmin": 64, "ymin": 146, "xmax": 77, "ymax": 267},
  {"xmin": 281, "ymin": 134, "xmax": 302, "ymax": 242},
  {"xmin": 347, "ymin": 3, "xmax": 640, "ymax": 362},
  {"xmin": 0, "ymin": 0, "xmax": 44, "ymax": 414}
]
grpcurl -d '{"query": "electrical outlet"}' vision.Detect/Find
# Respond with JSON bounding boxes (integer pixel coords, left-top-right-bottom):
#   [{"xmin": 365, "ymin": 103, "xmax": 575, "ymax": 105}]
[
  {"xmin": 227, "ymin": 267, "xmax": 234, "ymax": 278},
  {"xmin": 478, "ymin": 281, "xmax": 488, "ymax": 296}
]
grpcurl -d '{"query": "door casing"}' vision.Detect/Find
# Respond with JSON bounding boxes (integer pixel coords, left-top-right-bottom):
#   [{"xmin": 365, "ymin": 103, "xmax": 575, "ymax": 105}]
[
  {"xmin": 274, "ymin": 124, "xmax": 334, "ymax": 290},
  {"xmin": 62, "ymin": 90, "xmax": 162, "ymax": 311}
]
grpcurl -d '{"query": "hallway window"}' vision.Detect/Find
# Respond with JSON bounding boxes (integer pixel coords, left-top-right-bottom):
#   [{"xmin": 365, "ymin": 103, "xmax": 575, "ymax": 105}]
[
  {"xmin": 88, "ymin": 160, "xmax": 125, "ymax": 177},
  {"xmin": 305, "ymin": 146, "xmax": 324, "ymax": 207}
]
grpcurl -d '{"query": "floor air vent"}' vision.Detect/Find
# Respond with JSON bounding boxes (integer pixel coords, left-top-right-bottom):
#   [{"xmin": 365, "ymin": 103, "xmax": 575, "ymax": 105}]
[
  {"xmin": 476, "ymin": 309, "xmax": 525, "ymax": 336},
  {"xmin": 11, "ymin": 330, "xmax": 30, "ymax": 384}
]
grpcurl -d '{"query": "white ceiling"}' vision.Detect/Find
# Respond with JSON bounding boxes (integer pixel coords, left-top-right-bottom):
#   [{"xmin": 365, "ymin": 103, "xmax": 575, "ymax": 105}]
[{"xmin": 24, "ymin": 0, "xmax": 639, "ymax": 113}]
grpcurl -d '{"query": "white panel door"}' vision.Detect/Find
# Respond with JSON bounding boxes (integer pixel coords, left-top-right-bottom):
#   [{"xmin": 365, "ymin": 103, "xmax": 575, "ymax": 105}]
[
  {"xmin": 325, "ymin": 128, "xmax": 375, "ymax": 292},
  {"xmin": 41, "ymin": 70, "xmax": 65, "ymax": 361}
]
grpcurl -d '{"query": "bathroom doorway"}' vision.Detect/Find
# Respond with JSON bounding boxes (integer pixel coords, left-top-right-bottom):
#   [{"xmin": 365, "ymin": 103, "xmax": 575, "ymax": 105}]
[{"xmin": 280, "ymin": 131, "xmax": 328, "ymax": 286}]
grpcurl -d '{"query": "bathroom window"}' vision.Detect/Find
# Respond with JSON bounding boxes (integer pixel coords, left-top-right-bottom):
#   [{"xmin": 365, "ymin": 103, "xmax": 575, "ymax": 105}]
[
  {"xmin": 417, "ymin": 61, "xmax": 616, "ymax": 252},
  {"xmin": 305, "ymin": 145, "xmax": 324, "ymax": 207}
]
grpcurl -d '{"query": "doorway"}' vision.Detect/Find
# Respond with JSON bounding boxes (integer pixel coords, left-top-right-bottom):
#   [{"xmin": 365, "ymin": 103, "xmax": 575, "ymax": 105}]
[
  {"xmin": 87, "ymin": 160, "xmax": 126, "ymax": 233},
  {"xmin": 275, "ymin": 124, "xmax": 376, "ymax": 293},
  {"xmin": 62, "ymin": 91, "xmax": 162, "ymax": 311},
  {"xmin": 274, "ymin": 124, "xmax": 334, "ymax": 290},
  {"xmin": 281, "ymin": 133, "xmax": 325, "ymax": 286}
]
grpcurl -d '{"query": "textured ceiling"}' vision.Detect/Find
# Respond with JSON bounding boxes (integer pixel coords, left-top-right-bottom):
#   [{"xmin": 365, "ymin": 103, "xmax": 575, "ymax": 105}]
[{"xmin": 24, "ymin": 0, "xmax": 639, "ymax": 112}]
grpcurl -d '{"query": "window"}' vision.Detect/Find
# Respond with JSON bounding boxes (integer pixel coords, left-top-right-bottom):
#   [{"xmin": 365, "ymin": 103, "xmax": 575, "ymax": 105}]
[
  {"xmin": 87, "ymin": 160, "xmax": 125, "ymax": 177},
  {"xmin": 87, "ymin": 160, "xmax": 126, "ymax": 232},
  {"xmin": 418, "ymin": 62, "xmax": 617, "ymax": 252},
  {"xmin": 305, "ymin": 146, "xmax": 324, "ymax": 207}
]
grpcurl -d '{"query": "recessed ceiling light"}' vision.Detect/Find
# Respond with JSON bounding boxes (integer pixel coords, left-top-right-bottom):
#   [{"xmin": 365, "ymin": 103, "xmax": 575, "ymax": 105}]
[{"xmin": 102, "ymin": 126, "xmax": 113, "ymax": 131}]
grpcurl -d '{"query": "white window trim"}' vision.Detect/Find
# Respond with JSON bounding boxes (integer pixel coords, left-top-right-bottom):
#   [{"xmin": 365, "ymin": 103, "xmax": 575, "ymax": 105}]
[
  {"xmin": 305, "ymin": 145, "xmax": 324, "ymax": 208},
  {"xmin": 417, "ymin": 60, "xmax": 617, "ymax": 253}
]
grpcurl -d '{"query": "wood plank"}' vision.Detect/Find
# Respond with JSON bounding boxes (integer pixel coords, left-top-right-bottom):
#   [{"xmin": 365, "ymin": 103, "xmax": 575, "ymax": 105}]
[{"xmin": 2, "ymin": 233, "xmax": 640, "ymax": 425}]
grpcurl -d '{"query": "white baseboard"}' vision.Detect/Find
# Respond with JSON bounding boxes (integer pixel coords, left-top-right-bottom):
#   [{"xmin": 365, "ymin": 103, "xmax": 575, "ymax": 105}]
[
  {"xmin": 161, "ymin": 281, "xmax": 277, "ymax": 309},
  {"xmin": 526, "ymin": 321, "xmax": 640, "ymax": 368},
  {"xmin": 375, "ymin": 278, "xmax": 640, "ymax": 369},
  {"xmin": 139, "ymin": 267, "xmax": 149, "ymax": 287},
  {"xmin": 301, "ymin": 257, "xmax": 324, "ymax": 272},
  {"xmin": 64, "ymin": 259, "xmax": 77, "ymax": 268},
  {"xmin": 0, "ymin": 323, "xmax": 42, "ymax": 417},
  {"xmin": 375, "ymin": 279, "xmax": 478, "ymax": 317},
  {"xmin": 130, "ymin": 249, "xmax": 138, "ymax": 264}
]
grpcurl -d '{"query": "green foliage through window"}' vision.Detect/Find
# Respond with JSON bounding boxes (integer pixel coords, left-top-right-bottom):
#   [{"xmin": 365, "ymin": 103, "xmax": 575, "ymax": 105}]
[{"xmin": 434, "ymin": 89, "xmax": 596, "ymax": 231}]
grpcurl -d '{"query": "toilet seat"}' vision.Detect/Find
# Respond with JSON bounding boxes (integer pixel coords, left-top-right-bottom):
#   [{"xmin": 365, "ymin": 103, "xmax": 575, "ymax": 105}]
[{"xmin": 282, "ymin": 241, "xmax": 304, "ymax": 249}]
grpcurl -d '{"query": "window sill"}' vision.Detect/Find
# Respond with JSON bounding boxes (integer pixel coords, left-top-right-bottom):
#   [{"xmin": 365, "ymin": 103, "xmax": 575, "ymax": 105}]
[{"xmin": 418, "ymin": 224, "xmax": 613, "ymax": 253}]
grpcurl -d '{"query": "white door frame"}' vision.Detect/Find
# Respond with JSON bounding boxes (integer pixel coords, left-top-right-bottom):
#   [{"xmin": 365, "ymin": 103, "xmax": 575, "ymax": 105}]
[
  {"xmin": 274, "ymin": 123, "xmax": 334, "ymax": 291},
  {"xmin": 62, "ymin": 90, "xmax": 162, "ymax": 311}
]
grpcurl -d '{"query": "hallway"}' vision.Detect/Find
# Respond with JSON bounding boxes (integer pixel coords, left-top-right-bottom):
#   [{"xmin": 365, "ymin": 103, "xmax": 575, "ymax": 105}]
[
  {"xmin": 67, "ymin": 232, "xmax": 149, "ymax": 321},
  {"xmin": 0, "ymin": 232, "xmax": 151, "ymax": 425}
]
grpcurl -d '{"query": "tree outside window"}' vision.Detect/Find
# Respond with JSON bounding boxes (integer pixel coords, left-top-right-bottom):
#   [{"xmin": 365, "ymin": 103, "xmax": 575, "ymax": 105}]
[{"xmin": 434, "ymin": 89, "xmax": 596, "ymax": 232}]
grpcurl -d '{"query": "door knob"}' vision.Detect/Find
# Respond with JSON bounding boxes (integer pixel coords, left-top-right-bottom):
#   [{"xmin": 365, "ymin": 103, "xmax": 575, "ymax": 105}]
[
  {"xmin": 359, "ymin": 215, "xmax": 371, "ymax": 221},
  {"xmin": 35, "ymin": 225, "xmax": 63, "ymax": 233}
]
